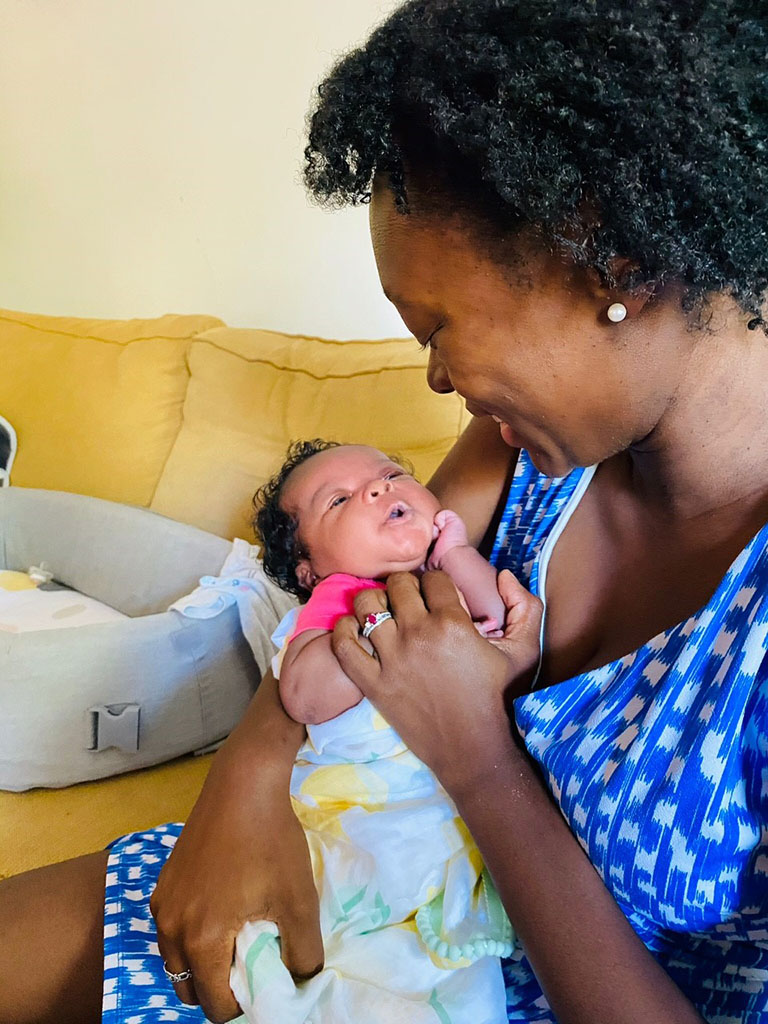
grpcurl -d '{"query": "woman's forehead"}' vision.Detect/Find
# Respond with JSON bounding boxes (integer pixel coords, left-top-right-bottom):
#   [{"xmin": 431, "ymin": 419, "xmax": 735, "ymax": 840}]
[
  {"xmin": 370, "ymin": 182, "xmax": 533, "ymax": 317},
  {"xmin": 369, "ymin": 186, "xmax": 455, "ymax": 300}
]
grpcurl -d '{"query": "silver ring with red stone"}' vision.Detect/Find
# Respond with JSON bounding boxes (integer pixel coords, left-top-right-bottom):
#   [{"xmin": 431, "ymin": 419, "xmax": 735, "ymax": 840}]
[
  {"xmin": 163, "ymin": 961, "xmax": 193, "ymax": 984},
  {"xmin": 361, "ymin": 611, "xmax": 393, "ymax": 639}
]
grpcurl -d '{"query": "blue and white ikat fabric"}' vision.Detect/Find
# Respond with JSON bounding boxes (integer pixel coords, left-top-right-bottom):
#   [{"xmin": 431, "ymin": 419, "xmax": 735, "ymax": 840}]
[
  {"xmin": 494, "ymin": 450, "xmax": 768, "ymax": 1023},
  {"xmin": 101, "ymin": 449, "xmax": 768, "ymax": 1022},
  {"xmin": 103, "ymin": 824, "xmax": 208, "ymax": 1023}
]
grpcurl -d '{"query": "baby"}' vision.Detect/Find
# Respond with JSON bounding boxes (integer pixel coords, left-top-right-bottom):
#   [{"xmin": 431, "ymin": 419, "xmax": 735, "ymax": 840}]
[
  {"xmin": 261, "ymin": 439, "xmax": 505, "ymax": 723},
  {"xmin": 228, "ymin": 440, "xmax": 514, "ymax": 1024}
]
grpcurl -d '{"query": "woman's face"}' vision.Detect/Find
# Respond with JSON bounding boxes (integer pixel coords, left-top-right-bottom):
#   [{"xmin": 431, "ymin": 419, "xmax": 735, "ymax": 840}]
[{"xmin": 369, "ymin": 179, "xmax": 691, "ymax": 477}]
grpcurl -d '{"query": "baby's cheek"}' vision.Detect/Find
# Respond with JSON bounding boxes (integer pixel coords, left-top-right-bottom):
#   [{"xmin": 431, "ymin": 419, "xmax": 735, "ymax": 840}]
[
  {"xmin": 414, "ymin": 517, "xmax": 438, "ymax": 557},
  {"xmin": 416, "ymin": 486, "xmax": 442, "ymax": 518}
]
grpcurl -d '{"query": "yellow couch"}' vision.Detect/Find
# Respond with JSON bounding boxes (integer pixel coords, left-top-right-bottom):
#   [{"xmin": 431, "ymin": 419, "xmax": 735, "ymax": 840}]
[{"xmin": 0, "ymin": 307, "xmax": 469, "ymax": 878}]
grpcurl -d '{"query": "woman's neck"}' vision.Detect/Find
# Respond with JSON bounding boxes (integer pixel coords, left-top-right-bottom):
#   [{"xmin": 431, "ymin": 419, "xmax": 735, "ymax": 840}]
[{"xmin": 623, "ymin": 312, "xmax": 768, "ymax": 523}]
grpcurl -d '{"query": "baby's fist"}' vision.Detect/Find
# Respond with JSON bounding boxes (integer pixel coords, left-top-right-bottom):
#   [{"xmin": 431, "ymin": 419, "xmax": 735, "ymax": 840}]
[{"xmin": 427, "ymin": 509, "xmax": 470, "ymax": 570}]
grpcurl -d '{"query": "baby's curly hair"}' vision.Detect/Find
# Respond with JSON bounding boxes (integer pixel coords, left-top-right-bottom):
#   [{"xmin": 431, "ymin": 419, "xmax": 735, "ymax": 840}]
[
  {"xmin": 305, "ymin": 0, "xmax": 768, "ymax": 329},
  {"xmin": 253, "ymin": 439, "xmax": 341, "ymax": 601}
]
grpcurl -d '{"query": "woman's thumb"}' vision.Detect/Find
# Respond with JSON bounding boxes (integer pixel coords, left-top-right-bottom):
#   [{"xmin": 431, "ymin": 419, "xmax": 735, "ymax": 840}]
[{"xmin": 497, "ymin": 570, "xmax": 543, "ymax": 643}]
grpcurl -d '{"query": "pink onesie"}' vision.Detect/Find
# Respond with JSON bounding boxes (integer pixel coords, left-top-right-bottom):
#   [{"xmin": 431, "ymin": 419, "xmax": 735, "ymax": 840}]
[{"xmin": 291, "ymin": 572, "xmax": 387, "ymax": 641}]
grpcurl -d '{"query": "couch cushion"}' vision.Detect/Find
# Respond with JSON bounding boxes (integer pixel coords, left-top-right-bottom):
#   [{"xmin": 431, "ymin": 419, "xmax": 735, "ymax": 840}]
[
  {"xmin": 0, "ymin": 309, "xmax": 223, "ymax": 505},
  {"xmin": 150, "ymin": 328, "xmax": 470, "ymax": 539}
]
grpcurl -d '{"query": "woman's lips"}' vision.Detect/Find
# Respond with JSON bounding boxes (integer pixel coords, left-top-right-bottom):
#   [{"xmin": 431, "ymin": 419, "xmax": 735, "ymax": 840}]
[
  {"xmin": 465, "ymin": 406, "xmax": 521, "ymax": 448},
  {"xmin": 492, "ymin": 415, "xmax": 519, "ymax": 447},
  {"xmin": 499, "ymin": 423, "xmax": 518, "ymax": 447}
]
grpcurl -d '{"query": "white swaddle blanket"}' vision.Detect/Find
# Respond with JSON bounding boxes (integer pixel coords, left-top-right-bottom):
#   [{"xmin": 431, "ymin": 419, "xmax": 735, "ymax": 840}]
[
  {"xmin": 169, "ymin": 538, "xmax": 297, "ymax": 674},
  {"xmin": 228, "ymin": 608, "xmax": 513, "ymax": 1024}
]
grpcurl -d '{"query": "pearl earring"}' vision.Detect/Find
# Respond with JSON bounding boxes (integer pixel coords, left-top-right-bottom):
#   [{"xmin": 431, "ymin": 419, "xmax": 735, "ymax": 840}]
[{"xmin": 607, "ymin": 302, "xmax": 627, "ymax": 323}]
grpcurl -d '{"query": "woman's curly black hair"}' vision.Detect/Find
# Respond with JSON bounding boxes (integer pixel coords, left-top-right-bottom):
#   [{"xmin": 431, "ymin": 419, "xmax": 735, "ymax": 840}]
[
  {"xmin": 305, "ymin": 0, "xmax": 768, "ymax": 329},
  {"xmin": 253, "ymin": 439, "xmax": 341, "ymax": 601}
]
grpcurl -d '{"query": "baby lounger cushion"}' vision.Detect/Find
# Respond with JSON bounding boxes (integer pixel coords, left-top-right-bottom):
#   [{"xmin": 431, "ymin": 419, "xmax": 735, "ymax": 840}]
[{"xmin": 0, "ymin": 488, "xmax": 263, "ymax": 791}]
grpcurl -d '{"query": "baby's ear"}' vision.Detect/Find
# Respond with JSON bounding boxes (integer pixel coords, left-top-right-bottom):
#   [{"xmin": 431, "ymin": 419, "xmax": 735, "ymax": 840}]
[{"xmin": 295, "ymin": 558, "xmax": 317, "ymax": 592}]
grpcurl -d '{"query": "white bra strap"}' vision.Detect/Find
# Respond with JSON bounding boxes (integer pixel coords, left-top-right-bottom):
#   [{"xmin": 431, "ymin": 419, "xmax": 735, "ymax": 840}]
[{"xmin": 531, "ymin": 464, "xmax": 597, "ymax": 688}]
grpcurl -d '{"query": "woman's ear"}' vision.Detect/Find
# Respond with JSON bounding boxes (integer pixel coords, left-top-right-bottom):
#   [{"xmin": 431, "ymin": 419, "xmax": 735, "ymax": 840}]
[
  {"xmin": 295, "ymin": 558, "xmax": 317, "ymax": 592},
  {"xmin": 585, "ymin": 259, "xmax": 656, "ymax": 319}
]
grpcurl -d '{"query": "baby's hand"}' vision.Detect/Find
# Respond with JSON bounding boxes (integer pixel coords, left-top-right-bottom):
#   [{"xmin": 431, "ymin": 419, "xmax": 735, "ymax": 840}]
[
  {"xmin": 427, "ymin": 509, "xmax": 470, "ymax": 570},
  {"xmin": 449, "ymin": 583, "xmax": 498, "ymax": 636},
  {"xmin": 475, "ymin": 616, "xmax": 503, "ymax": 639},
  {"xmin": 450, "ymin": 595, "xmax": 501, "ymax": 638}
]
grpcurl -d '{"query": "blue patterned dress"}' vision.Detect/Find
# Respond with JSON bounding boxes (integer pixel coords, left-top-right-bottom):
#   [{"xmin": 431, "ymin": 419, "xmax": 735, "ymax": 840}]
[
  {"xmin": 495, "ymin": 451, "xmax": 768, "ymax": 1023},
  {"xmin": 102, "ymin": 449, "xmax": 768, "ymax": 1023}
]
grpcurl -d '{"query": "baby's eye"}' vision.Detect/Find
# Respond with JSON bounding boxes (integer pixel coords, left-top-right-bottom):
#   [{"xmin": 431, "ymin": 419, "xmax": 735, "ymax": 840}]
[
  {"xmin": 385, "ymin": 471, "xmax": 403, "ymax": 480},
  {"xmin": 330, "ymin": 494, "xmax": 347, "ymax": 508}
]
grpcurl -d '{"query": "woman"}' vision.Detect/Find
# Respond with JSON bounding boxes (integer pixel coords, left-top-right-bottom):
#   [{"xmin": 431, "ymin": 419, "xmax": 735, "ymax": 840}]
[{"xmin": 2, "ymin": 1, "xmax": 766, "ymax": 1021}]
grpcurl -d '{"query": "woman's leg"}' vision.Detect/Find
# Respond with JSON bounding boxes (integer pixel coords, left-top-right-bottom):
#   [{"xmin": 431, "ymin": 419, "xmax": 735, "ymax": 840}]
[{"xmin": 0, "ymin": 850, "xmax": 107, "ymax": 1024}]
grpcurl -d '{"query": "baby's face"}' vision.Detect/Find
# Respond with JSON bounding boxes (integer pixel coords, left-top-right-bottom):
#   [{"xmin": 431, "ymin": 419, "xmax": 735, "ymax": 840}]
[{"xmin": 282, "ymin": 445, "xmax": 441, "ymax": 586}]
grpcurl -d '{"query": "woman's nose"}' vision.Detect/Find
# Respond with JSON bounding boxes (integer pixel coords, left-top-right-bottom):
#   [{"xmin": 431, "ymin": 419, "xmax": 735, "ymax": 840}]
[{"xmin": 427, "ymin": 348, "xmax": 454, "ymax": 395}]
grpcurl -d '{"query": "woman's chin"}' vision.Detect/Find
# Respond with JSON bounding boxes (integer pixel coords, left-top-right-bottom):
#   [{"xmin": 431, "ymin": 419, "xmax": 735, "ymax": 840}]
[{"xmin": 524, "ymin": 444, "xmax": 577, "ymax": 479}]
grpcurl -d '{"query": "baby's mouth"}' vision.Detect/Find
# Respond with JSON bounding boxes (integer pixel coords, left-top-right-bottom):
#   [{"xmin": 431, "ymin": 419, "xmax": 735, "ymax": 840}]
[{"xmin": 384, "ymin": 501, "xmax": 412, "ymax": 523}]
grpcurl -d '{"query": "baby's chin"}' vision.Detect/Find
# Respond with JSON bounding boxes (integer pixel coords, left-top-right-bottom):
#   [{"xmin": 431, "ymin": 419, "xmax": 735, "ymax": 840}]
[
  {"xmin": 386, "ymin": 552, "xmax": 429, "ymax": 574},
  {"xmin": 351, "ymin": 546, "xmax": 430, "ymax": 580},
  {"xmin": 387, "ymin": 529, "xmax": 432, "ymax": 566}
]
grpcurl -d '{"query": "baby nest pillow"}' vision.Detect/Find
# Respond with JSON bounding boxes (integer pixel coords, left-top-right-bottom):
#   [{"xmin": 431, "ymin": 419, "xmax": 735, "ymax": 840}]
[{"xmin": 0, "ymin": 488, "xmax": 285, "ymax": 791}]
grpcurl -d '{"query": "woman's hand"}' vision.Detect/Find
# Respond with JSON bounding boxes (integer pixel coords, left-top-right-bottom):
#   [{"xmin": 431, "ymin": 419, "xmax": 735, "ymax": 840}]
[
  {"xmin": 335, "ymin": 575, "xmax": 706, "ymax": 1024},
  {"xmin": 150, "ymin": 672, "xmax": 323, "ymax": 1023},
  {"xmin": 331, "ymin": 569, "xmax": 542, "ymax": 794},
  {"xmin": 488, "ymin": 567, "xmax": 544, "ymax": 685}
]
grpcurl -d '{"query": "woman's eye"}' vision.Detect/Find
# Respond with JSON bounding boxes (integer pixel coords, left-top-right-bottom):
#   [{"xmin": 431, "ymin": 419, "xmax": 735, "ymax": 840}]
[{"xmin": 417, "ymin": 324, "xmax": 442, "ymax": 351}]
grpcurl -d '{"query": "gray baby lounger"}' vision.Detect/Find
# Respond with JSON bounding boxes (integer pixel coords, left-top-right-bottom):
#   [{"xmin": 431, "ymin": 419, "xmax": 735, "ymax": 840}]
[{"xmin": 0, "ymin": 487, "xmax": 262, "ymax": 791}]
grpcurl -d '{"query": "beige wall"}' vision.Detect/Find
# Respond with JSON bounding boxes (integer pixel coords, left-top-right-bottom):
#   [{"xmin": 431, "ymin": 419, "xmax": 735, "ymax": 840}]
[{"xmin": 0, "ymin": 0, "xmax": 407, "ymax": 338}]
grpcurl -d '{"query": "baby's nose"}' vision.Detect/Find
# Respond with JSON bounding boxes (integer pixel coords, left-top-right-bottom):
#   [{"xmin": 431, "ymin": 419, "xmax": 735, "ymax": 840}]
[{"xmin": 365, "ymin": 478, "xmax": 392, "ymax": 501}]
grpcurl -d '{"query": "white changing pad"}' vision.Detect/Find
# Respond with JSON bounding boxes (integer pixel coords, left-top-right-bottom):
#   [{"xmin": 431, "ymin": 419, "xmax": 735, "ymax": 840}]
[{"xmin": 0, "ymin": 570, "xmax": 126, "ymax": 633}]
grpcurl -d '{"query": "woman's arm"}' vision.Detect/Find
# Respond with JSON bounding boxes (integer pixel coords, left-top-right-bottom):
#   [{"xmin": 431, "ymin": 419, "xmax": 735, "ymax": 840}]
[
  {"xmin": 428, "ymin": 415, "xmax": 518, "ymax": 550},
  {"xmin": 332, "ymin": 572, "xmax": 705, "ymax": 1024},
  {"xmin": 150, "ymin": 671, "xmax": 323, "ymax": 1024},
  {"xmin": 449, "ymin": 738, "xmax": 705, "ymax": 1024}
]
